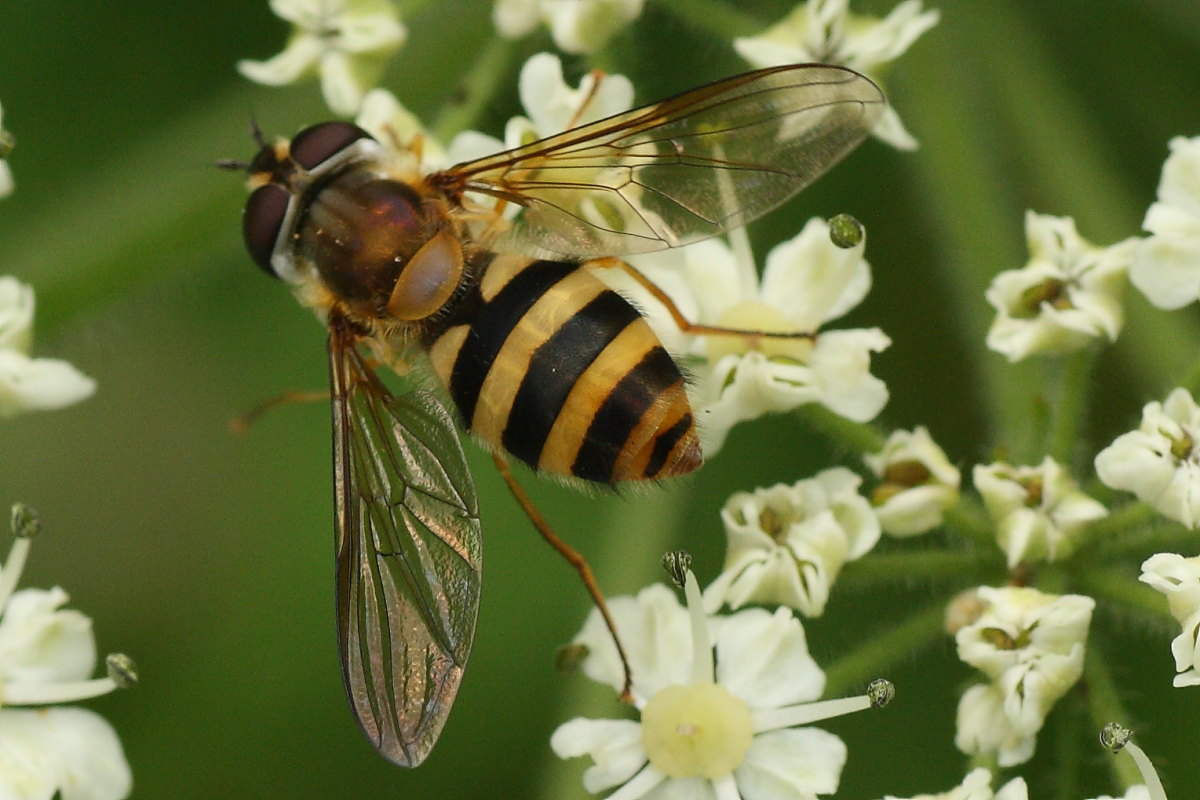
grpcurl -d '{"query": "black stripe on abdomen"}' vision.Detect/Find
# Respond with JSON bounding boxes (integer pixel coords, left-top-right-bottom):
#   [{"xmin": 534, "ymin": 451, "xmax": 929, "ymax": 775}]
[
  {"xmin": 448, "ymin": 260, "xmax": 576, "ymax": 424},
  {"xmin": 644, "ymin": 412, "xmax": 694, "ymax": 478},
  {"xmin": 572, "ymin": 347, "xmax": 679, "ymax": 483},
  {"xmin": 502, "ymin": 291, "xmax": 640, "ymax": 468}
]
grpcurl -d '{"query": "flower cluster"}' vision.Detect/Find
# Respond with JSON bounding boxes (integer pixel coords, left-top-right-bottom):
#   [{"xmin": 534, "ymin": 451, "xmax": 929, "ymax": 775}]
[
  {"xmin": 552, "ymin": 567, "xmax": 890, "ymax": 800},
  {"xmin": 733, "ymin": 0, "xmax": 939, "ymax": 150},
  {"xmin": 0, "ymin": 276, "xmax": 95, "ymax": 417},
  {"xmin": 974, "ymin": 457, "xmax": 1106, "ymax": 568},
  {"xmin": 985, "ymin": 212, "xmax": 1135, "ymax": 362},
  {"xmin": 0, "ymin": 507, "xmax": 135, "ymax": 800},
  {"xmin": 953, "ymin": 587, "xmax": 1094, "ymax": 766},
  {"xmin": 225, "ymin": 0, "xmax": 1200, "ymax": 796}
]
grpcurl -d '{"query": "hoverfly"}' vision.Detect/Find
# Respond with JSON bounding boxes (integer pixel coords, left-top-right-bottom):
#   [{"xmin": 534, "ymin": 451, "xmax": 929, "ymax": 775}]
[{"xmin": 231, "ymin": 63, "xmax": 884, "ymax": 766}]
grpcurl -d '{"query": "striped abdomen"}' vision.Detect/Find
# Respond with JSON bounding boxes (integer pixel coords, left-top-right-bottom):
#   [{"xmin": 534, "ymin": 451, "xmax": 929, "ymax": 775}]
[{"xmin": 427, "ymin": 254, "xmax": 702, "ymax": 484}]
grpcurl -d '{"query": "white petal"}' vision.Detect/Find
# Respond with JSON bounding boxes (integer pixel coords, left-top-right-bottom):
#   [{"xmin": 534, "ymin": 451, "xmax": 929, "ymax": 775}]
[
  {"xmin": 841, "ymin": 1, "xmax": 940, "ymax": 69},
  {"xmin": 237, "ymin": 36, "xmax": 324, "ymax": 85},
  {"xmin": 0, "ymin": 352, "xmax": 97, "ymax": 417},
  {"xmin": 543, "ymin": 0, "xmax": 645, "ymax": 54},
  {"xmin": 574, "ymin": 584, "xmax": 693, "ymax": 701},
  {"xmin": 1153, "ymin": 135, "xmax": 1200, "ymax": 219},
  {"xmin": 994, "ymin": 777, "xmax": 1030, "ymax": 800},
  {"xmin": 806, "ymin": 328, "xmax": 891, "ymax": 421},
  {"xmin": 445, "ymin": 129, "xmax": 507, "ymax": 164},
  {"xmin": 734, "ymin": 727, "xmax": 846, "ymax": 800},
  {"xmin": 1140, "ymin": 552, "xmax": 1200, "ymax": 624},
  {"xmin": 1130, "ymin": 230, "xmax": 1200, "ymax": 309},
  {"xmin": 869, "ymin": 105, "xmax": 920, "ymax": 151},
  {"xmin": 0, "ymin": 588, "xmax": 96, "ymax": 684},
  {"xmin": 0, "ymin": 715, "xmax": 57, "ymax": 800},
  {"xmin": 0, "ymin": 276, "xmax": 35, "ymax": 353},
  {"xmin": 954, "ymin": 683, "xmax": 1036, "ymax": 767},
  {"xmin": 714, "ymin": 608, "xmax": 824, "ymax": 710},
  {"xmin": 873, "ymin": 484, "xmax": 957, "ymax": 536},
  {"xmin": 336, "ymin": 11, "xmax": 406, "ymax": 53},
  {"xmin": 0, "ymin": 161, "xmax": 12, "ymax": 199},
  {"xmin": 493, "ymin": 0, "xmax": 540, "ymax": 38},
  {"xmin": 551, "ymin": 717, "xmax": 647, "ymax": 793},
  {"xmin": 318, "ymin": 50, "xmax": 367, "ymax": 115},
  {"xmin": 642, "ymin": 775, "xmax": 716, "ymax": 800},
  {"xmin": 0, "ymin": 708, "xmax": 131, "ymax": 800},
  {"xmin": 760, "ymin": 218, "xmax": 871, "ymax": 329}
]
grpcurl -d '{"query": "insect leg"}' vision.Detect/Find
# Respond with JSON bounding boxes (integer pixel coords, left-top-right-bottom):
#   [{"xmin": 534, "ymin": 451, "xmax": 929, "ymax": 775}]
[
  {"xmin": 229, "ymin": 390, "xmax": 329, "ymax": 433},
  {"xmin": 491, "ymin": 451, "xmax": 634, "ymax": 703},
  {"xmin": 588, "ymin": 257, "xmax": 816, "ymax": 343}
]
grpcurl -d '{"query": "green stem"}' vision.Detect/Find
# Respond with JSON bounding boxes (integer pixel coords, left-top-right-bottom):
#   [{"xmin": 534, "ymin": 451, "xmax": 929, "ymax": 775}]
[
  {"xmin": 1081, "ymin": 517, "xmax": 1193, "ymax": 562},
  {"xmin": 1047, "ymin": 348, "xmax": 1098, "ymax": 470},
  {"xmin": 942, "ymin": 497, "xmax": 996, "ymax": 549},
  {"xmin": 1083, "ymin": 641, "xmax": 1146, "ymax": 790},
  {"xmin": 1178, "ymin": 351, "xmax": 1200, "ymax": 397},
  {"xmin": 795, "ymin": 404, "xmax": 886, "ymax": 454},
  {"xmin": 1051, "ymin": 689, "xmax": 1085, "ymax": 800},
  {"xmin": 822, "ymin": 601, "xmax": 946, "ymax": 697},
  {"xmin": 654, "ymin": 0, "xmax": 765, "ymax": 40},
  {"xmin": 1076, "ymin": 501, "xmax": 1157, "ymax": 549},
  {"xmin": 839, "ymin": 549, "xmax": 1000, "ymax": 589},
  {"xmin": 431, "ymin": 37, "xmax": 519, "ymax": 143},
  {"xmin": 1074, "ymin": 567, "xmax": 1174, "ymax": 628}
]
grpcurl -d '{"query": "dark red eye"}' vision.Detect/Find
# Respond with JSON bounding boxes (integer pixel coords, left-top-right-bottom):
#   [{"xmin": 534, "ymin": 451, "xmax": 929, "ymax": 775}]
[
  {"xmin": 243, "ymin": 183, "xmax": 290, "ymax": 277},
  {"xmin": 289, "ymin": 122, "xmax": 374, "ymax": 171}
]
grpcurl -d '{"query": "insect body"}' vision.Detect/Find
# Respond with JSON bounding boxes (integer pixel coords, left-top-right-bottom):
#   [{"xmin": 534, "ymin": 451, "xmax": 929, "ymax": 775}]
[{"xmin": 236, "ymin": 63, "xmax": 884, "ymax": 766}]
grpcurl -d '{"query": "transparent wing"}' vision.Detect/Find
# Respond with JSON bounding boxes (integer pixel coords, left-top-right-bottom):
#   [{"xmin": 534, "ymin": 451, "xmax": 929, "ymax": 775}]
[
  {"xmin": 329, "ymin": 321, "xmax": 482, "ymax": 767},
  {"xmin": 432, "ymin": 63, "xmax": 885, "ymax": 259}
]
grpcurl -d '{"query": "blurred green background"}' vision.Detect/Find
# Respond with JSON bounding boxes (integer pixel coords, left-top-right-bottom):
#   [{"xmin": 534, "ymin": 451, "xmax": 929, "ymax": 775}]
[{"xmin": 2, "ymin": 0, "xmax": 1199, "ymax": 797}]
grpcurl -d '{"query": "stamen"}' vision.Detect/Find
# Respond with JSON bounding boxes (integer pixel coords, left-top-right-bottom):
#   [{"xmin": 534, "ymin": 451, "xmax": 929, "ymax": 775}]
[
  {"xmin": 1100, "ymin": 723, "xmax": 1167, "ymax": 800},
  {"xmin": 751, "ymin": 679, "xmax": 892, "ymax": 733},
  {"xmin": 0, "ymin": 536, "xmax": 31, "ymax": 613},
  {"xmin": 682, "ymin": 571, "xmax": 713, "ymax": 685},
  {"xmin": 4, "ymin": 676, "xmax": 119, "ymax": 705}
]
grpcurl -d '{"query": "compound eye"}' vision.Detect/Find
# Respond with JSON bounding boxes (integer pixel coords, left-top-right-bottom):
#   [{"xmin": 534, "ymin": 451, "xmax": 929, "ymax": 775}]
[
  {"xmin": 289, "ymin": 122, "xmax": 374, "ymax": 171},
  {"xmin": 243, "ymin": 183, "xmax": 291, "ymax": 277}
]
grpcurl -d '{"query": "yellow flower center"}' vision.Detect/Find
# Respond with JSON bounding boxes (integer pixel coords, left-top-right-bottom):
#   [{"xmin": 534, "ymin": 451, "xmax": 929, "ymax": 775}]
[
  {"xmin": 640, "ymin": 682, "xmax": 753, "ymax": 779},
  {"xmin": 707, "ymin": 301, "xmax": 813, "ymax": 362}
]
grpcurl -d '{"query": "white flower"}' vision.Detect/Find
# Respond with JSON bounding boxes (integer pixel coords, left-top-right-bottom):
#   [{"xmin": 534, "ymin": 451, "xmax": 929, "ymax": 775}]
[
  {"xmin": 954, "ymin": 586, "xmax": 1094, "ymax": 766},
  {"xmin": 705, "ymin": 468, "xmax": 880, "ymax": 617},
  {"xmin": 1095, "ymin": 387, "xmax": 1200, "ymax": 528},
  {"xmin": 0, "ymin": 277, "xmax": 96, "ymax": 417},
  {"xmin": 613, "ymin": 218, "xmax": 889, "ymax": 455},
  {"xmin": 446, "ymin": 51, "xmax": 633, "ymax": 161},
  {"xmin": 355, "ymin": 88, "xmax": 447, "ymax": 172},
  {"xmin": 973, "ymin": 457, "xmax": 1107, "ymax": 568},
  {"xmin": 1085, "ymin": 789, "xmax": 1151, "ymax": 800},
  {"xmin": 237, "ymin": 0, "xmax": 406, "ymax": 116},
  {"xmin": 985, "ymin": 212, "xmax": 1135, "ymax": 361},
  {"xmin": 879, "ymin": 767, "xmax": 1028, "ymax": 800},
  {"xmin": 493, "ymin": 0, "xmax": 645, "ymax": 54},
  {"xmin": 1130, "ymin": 135, "xmax": 1200, "ymax": 309},
  {"xmin": 864, "ymin": 426, "xmax": 960, "ymax": 536},
  {"xmin": 0, "ymin": 101, "xmax": 13, "ymax": 198},
  {"xmin": 444, "ymin": 52, "xmax": 638, "ymax": 234},
  {"xmin": 553, "ymin": 574, "xmax": 885, "ymax": 800},
  {"xmin": 1139, "ymin": 552, "xmax": 1200, "ymax": 687},
  {"xmin": 733, "ymin": 0, "xmax": 939, "ymax": 150},
  {"xmin": 954, "ymin": 682, "xmax": 1037, "ymax": 768},
  {"xmin": 0, "ymin": 519, "xmax": 133, "ymax": 800}
]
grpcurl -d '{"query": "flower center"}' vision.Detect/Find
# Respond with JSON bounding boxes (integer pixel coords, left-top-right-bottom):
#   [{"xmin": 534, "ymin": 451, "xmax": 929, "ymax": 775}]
[
  {"xmin": 640, "ymin": 682, "xmax": 753, "ymax": 779},
  {"xmin": 708, "ymin": 301, "xmax": 812, "ymax": 362}
]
